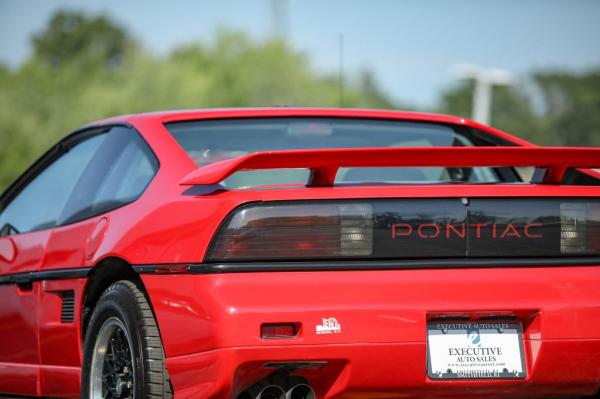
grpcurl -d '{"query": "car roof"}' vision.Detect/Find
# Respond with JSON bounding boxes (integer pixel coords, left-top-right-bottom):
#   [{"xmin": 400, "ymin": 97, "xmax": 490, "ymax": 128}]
[
  {"xmin": 84, "ymin": 107, "xmax": 532, "ymax": 147},
  {"xmin": 94, "ymin": 107, "xmax": 466, "ymax": 125}
]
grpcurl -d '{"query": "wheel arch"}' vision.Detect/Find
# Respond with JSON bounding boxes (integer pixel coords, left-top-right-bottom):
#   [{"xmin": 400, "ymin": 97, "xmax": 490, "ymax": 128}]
[{"xmin": 81, "ymin": 256, "xmax": 145, "ymax": 340}]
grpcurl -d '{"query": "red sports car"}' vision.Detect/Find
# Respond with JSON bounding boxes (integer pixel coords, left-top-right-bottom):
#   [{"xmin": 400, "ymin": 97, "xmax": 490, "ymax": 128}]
[{"xmin": 1, "ymin": 108, "xmax": 600, "ymax": 399}]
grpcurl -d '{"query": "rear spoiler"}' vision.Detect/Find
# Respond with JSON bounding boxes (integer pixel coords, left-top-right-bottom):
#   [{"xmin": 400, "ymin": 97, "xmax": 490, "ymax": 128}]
[{"xmin": 179, "ymin": 147, "xmax": 600, "ymax": 187}]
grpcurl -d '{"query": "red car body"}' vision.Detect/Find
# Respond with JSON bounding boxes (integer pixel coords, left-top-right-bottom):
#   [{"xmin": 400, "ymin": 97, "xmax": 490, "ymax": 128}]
[{"xmin": 1, "ymin": 108, "xmax": 600, "ymax": 398}]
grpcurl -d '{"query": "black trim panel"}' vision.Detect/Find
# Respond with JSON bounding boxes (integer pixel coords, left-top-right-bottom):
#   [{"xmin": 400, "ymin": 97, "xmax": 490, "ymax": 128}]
[
  {"xmin": 263, "ymin": 361, "xmax": 328, "ymax": 369},
  {"xmin": 0, "ymin": 267, "xmax": 92, "ymax": 285},
  {"xmin": 132, "ymin": 257, "xmax": 600, "ymax": 275},
  {"xmin": 60, "ymin": 290, "xmax": 75, "ymax": 323}
]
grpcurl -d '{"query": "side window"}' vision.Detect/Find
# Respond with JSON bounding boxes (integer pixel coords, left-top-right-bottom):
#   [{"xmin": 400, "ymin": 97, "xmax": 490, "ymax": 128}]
[
  {"xmin": 0, "ymin": 134, "xmax": 106, "ymax": 236},
  {"xmin": 59, "ymin": 127, "xmax": 158, "ymax": 225}
]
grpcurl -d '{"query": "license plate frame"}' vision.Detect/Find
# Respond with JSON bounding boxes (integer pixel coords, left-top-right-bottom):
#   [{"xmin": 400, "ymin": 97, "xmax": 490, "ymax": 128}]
[{"xmin": 426, "ymin": 320, "xmax": 527, "ymax": 380}]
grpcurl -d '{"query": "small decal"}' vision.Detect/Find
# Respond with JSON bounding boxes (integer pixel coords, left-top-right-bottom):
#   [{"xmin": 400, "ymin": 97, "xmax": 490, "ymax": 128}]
[
  {"xmin": 466, "ymin": 326, "xmax": 481, "ymax": 347},
  {"xmin": 316, "ymin": 317, "xmax": 341, "ymax": 335}
]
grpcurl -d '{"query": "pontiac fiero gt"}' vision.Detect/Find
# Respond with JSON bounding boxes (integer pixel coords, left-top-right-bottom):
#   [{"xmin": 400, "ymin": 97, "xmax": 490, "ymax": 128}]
[{"xmin": 1, "ymin": 108, "xmax": 600, "ymax": 399}]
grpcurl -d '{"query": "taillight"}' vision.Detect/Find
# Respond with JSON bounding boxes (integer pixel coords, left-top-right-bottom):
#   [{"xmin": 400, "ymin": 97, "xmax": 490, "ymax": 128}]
[
  {"xmin": 206, "ymin": 199, "xmax": 600, "ymax": 262},
  {"xmin": 207, "ymin": 202, "xmax": 373, "ymax": 261},
  {"xmin": 560, "ymin": 202, "xmax": 600, "ymax": 254}
]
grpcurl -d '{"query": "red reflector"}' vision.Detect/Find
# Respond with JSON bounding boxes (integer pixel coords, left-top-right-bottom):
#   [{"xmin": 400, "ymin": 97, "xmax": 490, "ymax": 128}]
[
  {"xmin": 153, "ymin": 264, "xmax": 189, "ymax": 274},
  {"xmin": 261, "ymin": 323, "xmax": 299, "ymax": 339}
]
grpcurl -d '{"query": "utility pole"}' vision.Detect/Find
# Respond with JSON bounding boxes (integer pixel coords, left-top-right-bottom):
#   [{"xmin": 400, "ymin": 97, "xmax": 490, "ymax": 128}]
[
  {"xmin": 270, "ymin": 0, "xmax": 290, "ymax": 40},
  {"xmin": 338, "ymin": 34, "xmax": 344, "ymax": 107},
  {"xmin": 453, "ymin": 64, "xmax": 513, "ymax": 125}
]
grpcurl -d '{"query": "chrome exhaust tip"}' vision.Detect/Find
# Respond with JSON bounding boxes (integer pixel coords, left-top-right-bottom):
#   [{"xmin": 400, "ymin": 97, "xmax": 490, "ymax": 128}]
[
  {"xmin": 255, "ymin": 384, "xmax": 286, "ymax": 399},
  {"xmin": 286, "ymin": 384, "xmax": 315, "ymax": 399}
]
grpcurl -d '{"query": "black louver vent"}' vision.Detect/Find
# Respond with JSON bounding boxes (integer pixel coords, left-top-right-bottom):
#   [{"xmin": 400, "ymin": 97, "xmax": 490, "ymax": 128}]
[{"xmin": 61, "ymin": 291, "xmax": 75, "ymax": 323}]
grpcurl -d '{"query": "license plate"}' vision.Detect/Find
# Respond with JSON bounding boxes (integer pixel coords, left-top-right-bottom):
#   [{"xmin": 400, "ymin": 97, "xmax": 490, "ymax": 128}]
[{"xmin": 427, "ymin": 321, "xmax": 526, "ymax": 379}]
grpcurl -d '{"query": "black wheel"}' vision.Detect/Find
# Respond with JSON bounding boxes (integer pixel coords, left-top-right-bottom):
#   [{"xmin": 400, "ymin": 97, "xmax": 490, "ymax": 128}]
[{"xmin": 81, "ymin": 280, "xmax": 172, "ymax": 399}]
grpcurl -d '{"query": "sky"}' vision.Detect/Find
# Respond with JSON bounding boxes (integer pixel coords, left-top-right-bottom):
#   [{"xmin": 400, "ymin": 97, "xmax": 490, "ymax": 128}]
[{"xmin": 1, "ymin": 0, "xmax": 599, "ymax": 107}]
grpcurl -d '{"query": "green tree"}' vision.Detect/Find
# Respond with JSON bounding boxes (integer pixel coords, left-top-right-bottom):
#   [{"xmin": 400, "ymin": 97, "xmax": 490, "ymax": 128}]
[
  {"xmin": 356, "ymin": 70, "xmax": 396, "ymax": 109},
  {"xmin": 534, "ymin": 71, "xmax": 600, "ymax": 146},
  {"xmin": 31, "ymin": 10, "xmax": 134, "ymax": 68},
  {"xmin": 438, "ymin": 71, "xmax": 600, "ymax": 146},
  {"xmin": 0, "ymin": 11, "xmax": 397, "ymax": 192}
]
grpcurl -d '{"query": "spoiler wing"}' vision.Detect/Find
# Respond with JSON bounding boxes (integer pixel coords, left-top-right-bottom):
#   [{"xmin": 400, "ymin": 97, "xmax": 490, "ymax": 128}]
[{"xmin": 179, "ymin": 146, "xmax": 600, "ymax": 187}]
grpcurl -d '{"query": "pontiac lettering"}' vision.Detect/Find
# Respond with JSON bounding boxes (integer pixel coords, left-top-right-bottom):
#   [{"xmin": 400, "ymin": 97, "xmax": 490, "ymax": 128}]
[{"xmin": 391, "ymin": 223, "xmax": 543, "ymax": 239}]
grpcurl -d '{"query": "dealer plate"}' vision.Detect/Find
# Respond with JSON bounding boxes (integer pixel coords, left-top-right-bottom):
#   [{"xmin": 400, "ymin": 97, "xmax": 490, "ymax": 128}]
[{"xmin": 427, "ymin": 321, "xmax": 526, "ymax": 379}]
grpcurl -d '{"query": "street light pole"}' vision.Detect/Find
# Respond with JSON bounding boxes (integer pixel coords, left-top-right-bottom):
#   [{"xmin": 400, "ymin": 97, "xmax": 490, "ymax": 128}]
[{"xmin": 453, "ymin": 64, "xmax": 513, "ymax": 125}]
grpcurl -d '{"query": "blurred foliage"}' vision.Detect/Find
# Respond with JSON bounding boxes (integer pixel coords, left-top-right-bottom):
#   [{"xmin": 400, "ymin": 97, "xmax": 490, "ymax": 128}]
[
  {"xmin": 438, "ymin": 70, "xmax": 600, "ymax": 146},
  {"xmin": 32, "ymin": 11, "xmax": 133, "ymax": 69},
  {"xmin": 0, "ymin": 11, "xmax": 394, "ymax": 192},
  {"xmin": 1, "ymin": 10, "xmax": 599, "ymax": 193},
  {"xmin": 533, "ymin": 71, "xmax": 600, "ymax": 146}
]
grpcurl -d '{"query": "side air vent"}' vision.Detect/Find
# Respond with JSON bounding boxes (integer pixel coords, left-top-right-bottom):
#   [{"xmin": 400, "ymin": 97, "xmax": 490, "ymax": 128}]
[{"xmin": 61, "ymin": 290, "xmax": 75, "ymax": 323}]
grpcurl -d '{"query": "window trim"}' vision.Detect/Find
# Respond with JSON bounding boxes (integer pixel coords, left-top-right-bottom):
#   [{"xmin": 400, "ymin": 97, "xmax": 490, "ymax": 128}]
[
  {"xmin": 0, "ymin": 123, "xmax": 160, "ymax": 234},
  {"xmin": 57, "ymin": 126, "xmax": 160, "ymax": 226}
]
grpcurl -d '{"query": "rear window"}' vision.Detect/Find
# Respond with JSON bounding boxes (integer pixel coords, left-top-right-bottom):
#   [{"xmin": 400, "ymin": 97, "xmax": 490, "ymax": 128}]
[{"xmin": 165, "ymin": 118, "xmax": 514, "ymax": 188}]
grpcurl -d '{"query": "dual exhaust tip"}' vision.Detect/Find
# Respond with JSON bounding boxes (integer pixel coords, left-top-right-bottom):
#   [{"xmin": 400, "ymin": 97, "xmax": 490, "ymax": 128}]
[{"xmin": 255, "ymin": 383, "xmax": 315, "ymax": 399}]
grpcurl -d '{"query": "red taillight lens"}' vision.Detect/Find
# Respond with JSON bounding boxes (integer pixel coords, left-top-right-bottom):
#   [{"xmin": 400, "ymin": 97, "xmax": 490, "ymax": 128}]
[
  {"xmin": 207, "ymin": 202, "xmax": 373, "ymax": 261},
  {"xmin": 261, "ymin": 323, "xmax": 299, "ymax": 339}
]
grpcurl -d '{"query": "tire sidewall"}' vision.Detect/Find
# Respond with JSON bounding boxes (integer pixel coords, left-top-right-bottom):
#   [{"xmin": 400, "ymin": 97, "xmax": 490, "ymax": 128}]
[{"xmin": 81, "ymin": 283, "xmax": 146, "ymax": 398}]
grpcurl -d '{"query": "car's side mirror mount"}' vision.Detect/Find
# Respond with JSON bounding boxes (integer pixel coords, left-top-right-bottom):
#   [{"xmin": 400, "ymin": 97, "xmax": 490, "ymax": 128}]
[{"xmin": 0, "ymin": 223, "xmax": 19, "ymax": 237}]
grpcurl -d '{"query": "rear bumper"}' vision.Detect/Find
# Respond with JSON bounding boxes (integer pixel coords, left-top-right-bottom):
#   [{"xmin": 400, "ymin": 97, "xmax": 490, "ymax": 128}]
[
  {"xmin": 166, "ymin": 340, "xmax": 600, "ymax": 399},
  {"xmin": 141, "ymin": 265, "xmax": 600, "ymax": 398}
]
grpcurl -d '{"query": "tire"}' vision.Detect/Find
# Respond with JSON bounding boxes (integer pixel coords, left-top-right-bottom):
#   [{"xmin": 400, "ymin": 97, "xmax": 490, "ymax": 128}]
[{"xmin": 81, "ymin": 280, "xmax": 172, "ymax": 399}]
